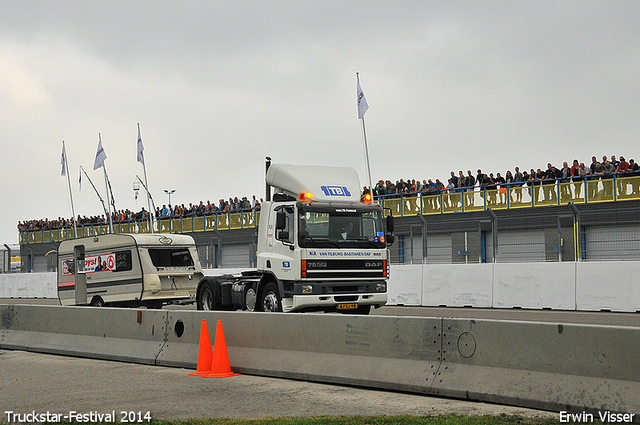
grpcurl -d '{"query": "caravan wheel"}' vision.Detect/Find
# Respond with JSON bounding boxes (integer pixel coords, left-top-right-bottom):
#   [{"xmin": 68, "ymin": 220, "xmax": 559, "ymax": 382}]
[{"xmin": 90, "ymin": 296, "xmax": 104, "ymax": 307}]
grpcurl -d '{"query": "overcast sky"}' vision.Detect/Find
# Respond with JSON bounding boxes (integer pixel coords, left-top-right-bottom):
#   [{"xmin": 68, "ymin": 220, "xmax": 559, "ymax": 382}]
[{"xmin": 2, "ymin": 1, "xmax": 639, "ymax": 244}]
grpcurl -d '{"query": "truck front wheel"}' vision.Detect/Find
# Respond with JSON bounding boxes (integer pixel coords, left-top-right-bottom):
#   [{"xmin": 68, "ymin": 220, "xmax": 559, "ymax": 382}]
[
  {"xmin": 259, "ymin": 281, "xmax": 282, "ymax": 312},
  {"xmin": 352, "ymin": 304, "xmax": 371, "ymax": 315}
]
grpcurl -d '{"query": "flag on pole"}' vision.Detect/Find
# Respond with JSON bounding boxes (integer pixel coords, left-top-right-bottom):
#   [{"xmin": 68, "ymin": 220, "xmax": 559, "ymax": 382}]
[
  {"xmin": 79, "ymin": 169, "xmax": 82, "ymax": 191},
  {"xmin": 357, "ymin": 80, "xmax": 369, "ymax": 119},
  {"xmin": 137, "ymin": 125, "xmax": 145, "ymax": 164},
  {"xmin": 93, "ymin": 137, "xmax": 107, "ymax": 170},
  {"xmin": 61, "ymin": 142, "xmax": 67, "ymax": 176}
]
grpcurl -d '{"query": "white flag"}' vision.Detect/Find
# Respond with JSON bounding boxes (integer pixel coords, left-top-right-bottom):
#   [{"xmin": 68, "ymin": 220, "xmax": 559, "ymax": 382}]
[
  {"xmin": 93, "ymin": 137, "xmax": 107, "ymax": 170},
  {"xmin": 137, "ymin": 125, "xmax": 144, "ymax": 164},
  {"xmin": 61, "ymin": 142, "xmax": 67, "ymax": 176},
  {"xmin": 357, "ymin": 80, "xmax": 369, "ymax": 119}
]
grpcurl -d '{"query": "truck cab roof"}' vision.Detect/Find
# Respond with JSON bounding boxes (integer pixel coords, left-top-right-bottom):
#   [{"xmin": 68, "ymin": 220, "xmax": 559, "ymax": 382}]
[{"xmin": 267, "ymin": 163, "xmax": 362, "ymax": 203}]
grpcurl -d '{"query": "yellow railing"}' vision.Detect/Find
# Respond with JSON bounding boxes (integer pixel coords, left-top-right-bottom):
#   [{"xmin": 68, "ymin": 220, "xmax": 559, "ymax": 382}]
[
  {"xmin": 19, "ymin": 175, "xmax": 640, "ymax": 244},
  {"xmin": 376, "ymin": 175, "xmax": 640, "ymax": 214}
]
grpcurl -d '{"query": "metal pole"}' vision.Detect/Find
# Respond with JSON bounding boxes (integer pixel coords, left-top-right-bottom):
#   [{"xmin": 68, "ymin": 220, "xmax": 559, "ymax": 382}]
[
  {"xmin": 62, "ymin": 142, "xmax": 78, "ymax": 238},
  {"xmin": 265, "ymin": 157, "xmax": 272, "ymax": 202},
  {"xmin": 103, "ymin": 165, "xmax": 114, "ymax": 234},
  {"xmin": 357, "ymin": 73, "xmax": 374, "ymax": 199},
  {"xmin": 3, "ymin": 244, "xmax": 10, "ymax": 273},
  {"xmin": 138, "ymin": 124, "xmax": 154, "ymax": 233}
]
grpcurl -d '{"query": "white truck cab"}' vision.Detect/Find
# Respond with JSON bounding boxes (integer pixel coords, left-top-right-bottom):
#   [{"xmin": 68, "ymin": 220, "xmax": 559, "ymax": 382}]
[{"xmin": 196, "ymin": 159, "xmax": 394, "ymax": 314}]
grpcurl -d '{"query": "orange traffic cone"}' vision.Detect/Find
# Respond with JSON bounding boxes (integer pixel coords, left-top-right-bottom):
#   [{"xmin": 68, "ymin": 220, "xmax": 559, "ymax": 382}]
[
  {"xmin": 188, "ymin": 319, "xmax": 213, "ymax": 376},
  {"xmin": 205, "ymin": 320, "xmax": 240, "ymax": 378}
]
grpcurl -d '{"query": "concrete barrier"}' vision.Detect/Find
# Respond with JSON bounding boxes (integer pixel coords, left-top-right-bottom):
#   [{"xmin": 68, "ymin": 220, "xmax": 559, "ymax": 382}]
[
  {"xmin": 577, "ymin": 261, "xmax": 640, "ymax": 312},
  {"xmin": 2, "ymin": 303, "xmax": 639, "ymax": 415},
  {"xmin": 7, "ymin": 262, "xmax": 640, "ymax": 312},
  {"xmin": 421, "ymin": 263, "xmax": 493, "ymax": 307},
  {"xmin": 0, "ymin": 272, "xmax": 57, "ymax": 298},
  {"xmin": 435, "ymin": 318, "xmax": 640, "ymax": 414},
  {"xmin": 0, "ymin": 304, "xmax": 167, "ymax": 364},
  {"xmin": 493, "ymin": 262, "xmax": 576, "ymax": 309},
  {"xmin": 387, "ymin": 264, "xmax": 422, "ymax": 305},
  {"xmin": 156, "ymin": 310, "xmax": 443, "ymax": 393}
]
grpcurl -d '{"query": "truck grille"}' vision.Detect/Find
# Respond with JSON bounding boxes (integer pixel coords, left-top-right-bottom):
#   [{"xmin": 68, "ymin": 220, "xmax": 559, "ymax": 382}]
[
  {"xmin": 302, "ymin": 259, "xmax": 386, "ymax": 279},
  {"xmin": 335, "ymin": 295, "xmax": 359, "ymax": 302}
]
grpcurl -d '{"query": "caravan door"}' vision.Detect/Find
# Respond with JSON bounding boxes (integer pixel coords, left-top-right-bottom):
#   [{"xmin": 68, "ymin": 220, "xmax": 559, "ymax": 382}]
[{"xmin": 74, "ymin": 245, "xmax": 87, "ymax": 305}]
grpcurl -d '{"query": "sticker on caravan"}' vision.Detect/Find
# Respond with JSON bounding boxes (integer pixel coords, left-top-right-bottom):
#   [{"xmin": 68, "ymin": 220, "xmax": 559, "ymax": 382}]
[
  {"xmin": 84, "ymin": 253, "xmax": 115, "ymax": 273},
  {"xmin": 61, "ymin": 258, "xmax": 75, "ymax": 276},
  {"xmin": 159, "ymin": 235, "xmax": 173, "ymax": 245},
  {"xmin": 61, "ymin": 253, "xmax": 115, "ymax": 276}
]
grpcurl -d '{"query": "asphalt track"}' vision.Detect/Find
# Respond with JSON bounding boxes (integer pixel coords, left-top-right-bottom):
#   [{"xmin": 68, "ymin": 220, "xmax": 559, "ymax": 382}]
[
  {"xmin": 1, "ymin": 299, "xmax": 636, "ymax": 422},
  {"xmin": 0, "ymin": 349, "xmax": 554, "ymax": 421}
]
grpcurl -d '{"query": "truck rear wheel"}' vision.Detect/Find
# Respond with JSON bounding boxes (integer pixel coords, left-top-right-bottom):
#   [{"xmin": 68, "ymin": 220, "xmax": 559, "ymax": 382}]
[
  {"xmin": 244, "ymin": 286, "xmax": 256, "ymax": 312},
  {"xmin": 197, "ymin": 278, "xmax": 221, "ymax": 311},
  {"xmin": 259, "ymin": 281, "xmax": 282, "ymax": 312}
]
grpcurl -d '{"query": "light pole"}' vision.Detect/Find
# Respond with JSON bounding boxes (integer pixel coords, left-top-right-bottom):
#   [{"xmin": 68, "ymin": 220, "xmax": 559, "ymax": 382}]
[{"xmin": 164, "ymin": 189, "xmax": 175, "ymax": 205}]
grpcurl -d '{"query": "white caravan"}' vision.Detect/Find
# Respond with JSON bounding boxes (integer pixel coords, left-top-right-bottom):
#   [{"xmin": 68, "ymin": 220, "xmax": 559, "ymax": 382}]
[{"xmin": 58, "ymin": 233, "xmax": 203, "ymax": 308}]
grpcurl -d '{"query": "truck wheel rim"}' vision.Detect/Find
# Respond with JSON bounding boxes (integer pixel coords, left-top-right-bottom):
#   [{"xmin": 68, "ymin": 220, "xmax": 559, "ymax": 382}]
[
  {"xmin": 263, "ymin": 292, "xmax": 278, "ymax": 312},
  {"xmin": 245, "ymin": 288, "xmax": 256, "ymax": 312},
  {"xmin": 202, "ymin": 289, "xmax": 213, "ymax": 310}
]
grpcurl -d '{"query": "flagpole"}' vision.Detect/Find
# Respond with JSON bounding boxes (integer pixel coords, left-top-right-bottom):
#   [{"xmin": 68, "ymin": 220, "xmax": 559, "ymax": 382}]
[
  {"xmin": 62, "ymin": 141, "xmax": 78, "ymax": 238},
  {"xmin": 357, "ymin": 73, "xmax": 374, "ymax": 198},
  {"xmin": 136, "ymin": 175, "xmax": 157, "ymax": 226},
  {"xmin": 138, "ymin": 123, "xmax": 154, "ymax": 233},
  {"xmin": 103, "ymin": 165, "xmax": 114, "ymax": 233},
  {"xmin": 80, "ymin": 166, "xmax": 110, "ymax": 219},
  {"xmin": 98, "ymin": 133, "xmax": 114, "ymax": 234}
]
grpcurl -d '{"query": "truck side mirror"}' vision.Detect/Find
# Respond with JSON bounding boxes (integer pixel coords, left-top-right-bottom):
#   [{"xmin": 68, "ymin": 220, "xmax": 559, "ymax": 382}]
[
  {"xmin": 386, "ymin": 215, "xmax": 395, "ymax": 233},
  {"xmin": 276, "ymin": 210, "xmax": 286, "ymax": 230},
  {"xmin": 386, "ymin": 234, "xmax": 395, "ymax": 245}
]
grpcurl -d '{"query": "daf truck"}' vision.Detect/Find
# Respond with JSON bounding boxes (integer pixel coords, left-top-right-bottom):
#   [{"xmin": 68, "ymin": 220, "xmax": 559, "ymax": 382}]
[{"xmin": 196, "ymin": 158, "xmax": 394, "ymax": 314}]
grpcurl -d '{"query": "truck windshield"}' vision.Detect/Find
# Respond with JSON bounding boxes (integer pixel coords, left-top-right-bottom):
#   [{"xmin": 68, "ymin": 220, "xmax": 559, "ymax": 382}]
[
  {"xmin": 148, "ymin": 248, "xmax": 195, "ymax": 267},
  {"xmin": 298, "ymin": 204, "xmax": 386, "ymax": 248}
]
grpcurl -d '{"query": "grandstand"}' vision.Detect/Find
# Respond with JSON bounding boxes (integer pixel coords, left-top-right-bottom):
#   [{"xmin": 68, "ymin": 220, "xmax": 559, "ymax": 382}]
[{"xmin": 17, "ymin": 173, "xmax": 640, "ymax": 271}]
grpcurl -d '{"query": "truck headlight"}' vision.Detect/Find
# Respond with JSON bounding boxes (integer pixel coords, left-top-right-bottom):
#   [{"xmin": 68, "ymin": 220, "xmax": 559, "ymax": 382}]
[
  {"xmin": 376, "ymin": 283, "xmax": 386, "ymax": 292},
  {"xmin": 302, "ymin": 285, "xmax": 313, "ymax": 294}
]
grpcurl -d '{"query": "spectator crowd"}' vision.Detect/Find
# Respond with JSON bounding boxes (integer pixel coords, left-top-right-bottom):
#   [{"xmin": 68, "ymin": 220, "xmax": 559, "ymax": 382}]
[
  {"xmin": 19, "ymin": 154, "xmax": 640, "ymax": 233},
  {"xmin": 18, "ymin": 195, "xmax": 264, "ymax": 233},
  {"xmin": 362, "ymin": 155, "xmax": 640, "ymax": 205}
]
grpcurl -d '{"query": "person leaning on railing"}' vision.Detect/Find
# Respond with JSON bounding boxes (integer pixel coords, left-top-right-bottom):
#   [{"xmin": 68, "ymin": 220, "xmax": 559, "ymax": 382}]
[
  {"xmin": 625, "ymin": 159, "xmax": 640, "ymax": 195},
  {"xmin": 616, "ymin": 157, "xmax": 629, "ymax": 197},
  {"xmin": 601, "ymin": 160, "xmax": 616, "ymax": 197}
]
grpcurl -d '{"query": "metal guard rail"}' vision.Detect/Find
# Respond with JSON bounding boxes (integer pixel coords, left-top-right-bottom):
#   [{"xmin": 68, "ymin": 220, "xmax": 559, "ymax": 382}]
[
  {"xmin": 19, "ymin": 174, "xmax": 640, "ymax": 244},
  {"xmin": 20, "ymin": 210, "xmax": 261, "ymax": 245}
]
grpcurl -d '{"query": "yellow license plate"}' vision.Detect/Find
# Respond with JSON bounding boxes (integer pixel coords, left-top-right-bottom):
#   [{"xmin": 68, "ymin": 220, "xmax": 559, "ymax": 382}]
[{"xmin": 337, "ymin": 303, "xmax": 358, "ymax": 310}]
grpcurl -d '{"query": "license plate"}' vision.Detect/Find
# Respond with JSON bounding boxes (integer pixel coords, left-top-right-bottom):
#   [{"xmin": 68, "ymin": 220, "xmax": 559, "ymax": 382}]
[{"xmin": 337, "ymin": 303, "xmax": 358, "ymax": 310}]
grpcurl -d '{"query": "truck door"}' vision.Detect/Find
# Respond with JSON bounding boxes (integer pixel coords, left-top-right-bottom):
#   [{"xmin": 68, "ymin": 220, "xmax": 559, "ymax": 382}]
[
  {"xmin": 272, "ymin": 205, "xmax": 297, "ymax": 276},
  {"xmin": 74, "ymin": 245, "xmax": 87, "ymax": 304}
]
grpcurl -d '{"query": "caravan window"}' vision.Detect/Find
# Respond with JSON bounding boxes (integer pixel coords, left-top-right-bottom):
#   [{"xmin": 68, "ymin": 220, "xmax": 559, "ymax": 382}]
[
  {"xmin": 114, "ymin": 250, "xmax": 133, "ymax": 272},
  {"xmin": 148, "ymin": 249, "xmax": 194, "ymax": 267}
]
